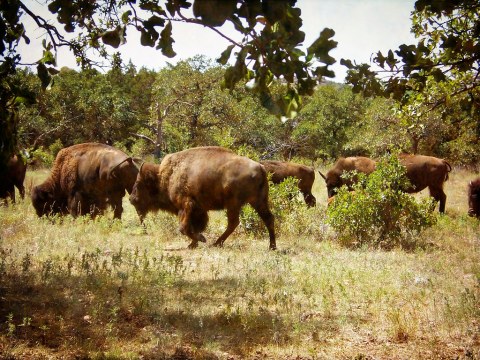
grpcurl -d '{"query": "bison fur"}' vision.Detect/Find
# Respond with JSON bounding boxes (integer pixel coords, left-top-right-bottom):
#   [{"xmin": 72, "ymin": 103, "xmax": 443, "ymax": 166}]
[
  {"xmin": 320, "ymin": 154, "xmax": 451, "ymax": 213},
  {"xmin": 468, "ymin": 177, "xmax": 480, "ymax": 218},
  {"xmin": 129, "ymin": 146, "xmax": 276, "ymax": 250},
  {"xmin": 260, "ymin": 160, "xmax": 316, "ymax": 207},
  {"xmin": 31, "ymin": 143, "xmax": 138, "ymax": 219},
  {"xmin": 0, "ymin": 154, "xmax": 27, "ymax": 204}
]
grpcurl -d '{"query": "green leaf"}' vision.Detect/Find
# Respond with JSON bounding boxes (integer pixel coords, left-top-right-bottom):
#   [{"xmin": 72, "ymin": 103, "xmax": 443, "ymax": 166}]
[
  {"xmin": 217, "ymin": 45, "xmax": 235, "ymax": 65},
  {"xmin": 37, "ymin": 63, "xmax": 52, "ymax": 89},
  {"xmin": 157, "ymin": 21, "xmax": 176, "ymax": 57},
  {"xmin": 307, "ymin": 28, "xmax": 337, "ymax": 66},
  {"xmin": 121, "ymin": 10, "xmax": 132, "ymax": 24},
  {"xmin": 41, "ymin": 50, "xmax": 56, "ymax": 65},
  {"xmin": 101, "ymin": 28, "xmax": 122, "ymax": 48}
]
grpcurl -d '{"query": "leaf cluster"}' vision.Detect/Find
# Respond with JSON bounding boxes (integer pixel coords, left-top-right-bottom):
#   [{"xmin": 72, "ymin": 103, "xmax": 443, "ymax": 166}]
[
  {"xmin": 342, "ymin": 0, "xmax": 480, "ymax": 106},
  {"xmin": 327, "ymin": 154, "xmax": 437, "ymax": 250}
]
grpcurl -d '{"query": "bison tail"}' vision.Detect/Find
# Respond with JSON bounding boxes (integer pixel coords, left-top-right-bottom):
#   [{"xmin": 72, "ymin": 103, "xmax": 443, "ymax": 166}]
[
  {"xmin": 317, "ymin": 170, "xmax": 327, "ymax": 181},
  {"xmin": 444, "ymin": 160, "xmax": 452, "ymax": 181},
  {"xmin": 191, "ymin": 209, "xmax": 209, "ymax": 233}
]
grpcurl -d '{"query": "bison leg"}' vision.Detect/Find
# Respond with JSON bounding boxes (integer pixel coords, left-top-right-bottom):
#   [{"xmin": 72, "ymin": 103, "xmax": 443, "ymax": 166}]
[
  {"xmin": 303, "ymin": 192, "xmax": 316, "ymax": 207},
  {"xmin": 178, "ymin": 201, "xmax": 207, "ymax": 249},
  {"xmin": 429, "ymin": 187, "xmax": 447, "ymax": 213},
  {"xmin": 213, "ymin": 207, "xmax": 240, "ymax": 248},
  {"xmin": 68, "ymin": 192, "xmax": 82, "ymax": 217},
  {"xmin": 252, "ymin": 202, "xmax": 276, "ymax": 250},
  {"xmin": 109, "ymin": 193, "xmax": 124, "ymax": 219},
  {"xmin": 16, "ymin": 184, "xmax": 25, "ymax": 200}
]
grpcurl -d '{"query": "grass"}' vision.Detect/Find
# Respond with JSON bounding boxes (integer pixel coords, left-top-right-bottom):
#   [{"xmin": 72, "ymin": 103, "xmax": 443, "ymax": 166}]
[{"xmin": 0, "ymin": 168, "xmax": 479, "ymax": 359}]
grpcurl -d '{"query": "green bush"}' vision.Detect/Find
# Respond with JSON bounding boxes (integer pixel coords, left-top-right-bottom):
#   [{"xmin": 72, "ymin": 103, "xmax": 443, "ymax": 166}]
[
  {"xmin": 240, "ymin": 176, "xmax": 304, "ymax": 236},
  {"xmin": 326, "ymin": 155, "xmax": 437, "ymax": 249},
  {"xmin": 30, "ymin": 146, "xmax": 55, "ymax": 168}
]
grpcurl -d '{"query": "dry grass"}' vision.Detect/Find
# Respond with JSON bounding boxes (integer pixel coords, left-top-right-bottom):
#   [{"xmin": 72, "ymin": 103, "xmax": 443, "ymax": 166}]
[{"xmin": 0, "ymin": 168, "xmax": 479, "ymax": 359}]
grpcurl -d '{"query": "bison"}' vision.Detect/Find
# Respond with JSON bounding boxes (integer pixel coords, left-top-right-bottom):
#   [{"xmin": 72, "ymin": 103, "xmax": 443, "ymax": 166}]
[
  {"xmin": 399, "ymin": 154, "xmax": 451, "ymax": 213},
  {"xmin": 260, "ymin": 160, "xmax": 317, "ymax": 207},
  {"xmin": 0, "ymin": 154, "xmax": 27, "ymax": 204},
  {"xmin": 129, "ymin": 146, "xmax": 276, "ymax": 250},
  {"xmin": 467, "ymin": 177, "xmax": 480, "ymax": 218},
  {"xmin": 31, "ymin": 143, "xmax": 138, "ymax": 219},
  {"xmin": 319, "ymin": 154, "xmax": 451, "ymax": 213},
  {"xmin": 318, "ymin": 156, "xmax": 376, "ymax": 198}
]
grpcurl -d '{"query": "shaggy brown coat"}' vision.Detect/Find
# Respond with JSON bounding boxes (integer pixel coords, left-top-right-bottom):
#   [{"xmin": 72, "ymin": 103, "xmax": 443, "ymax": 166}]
[
  {"xmin": 398, "ymin": 154, "xmax": 451, "ymax": 213},
  {"xmin": 319, "ymin": 156, "xmax": 376, "ymax": 198},
  {"xmin": 0, "ymin": 154, "xmax": 27, "ymax": 204},
  {"xmin": 260, "ymin": 160, "xmax": 317, "ymax": 207},
  {"xmin": 320, "ymin": 154, "xmax": 451, "ymax": 213},
  {"xmin": 467, "ymin": 177, "xmax": 480, "ymax": 218},
  {"xmin": 31, "ymin": 143, "xmax": 138, "ymax": 219},
  {"xmin": 129, "ymin": 146, "xmax": 276, "ymax": 250}
]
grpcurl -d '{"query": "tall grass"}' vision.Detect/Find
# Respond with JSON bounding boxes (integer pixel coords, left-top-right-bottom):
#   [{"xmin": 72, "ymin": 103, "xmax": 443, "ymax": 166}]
[{"xmin": 0, "ymin": 168, "xmax": 479, "ymax": 359}]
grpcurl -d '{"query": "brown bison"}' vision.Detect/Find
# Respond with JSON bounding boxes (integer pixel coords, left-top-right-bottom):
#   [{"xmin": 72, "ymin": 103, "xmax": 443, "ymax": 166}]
[
  {"xmin": 467, "ymin": 177, "xmax": 480, "ymax": 218},
  {"xmin": 319, "ymin": 154, "xmax": 451, "ymax": 213},
  {"xmin": 31, "ymin": 143, "xmax": 138, "ymax": 219},
  {"xmin": 318, "ymin": 156, "xmax": 376, "ymax": 198},
  {"xmin": 399, "ymin": 154, "xmax": 451, "ymax": 213},
  {"xmin": 260, "ymin": 160, "xmax": 317, "ymax": 207},
  {"xmin": 0, "ymin": 154, "xmax": 27, "ymax": 204},
  {"xmin": 129, "ymin": 146, "xmax": 276, "ymax": 250}
]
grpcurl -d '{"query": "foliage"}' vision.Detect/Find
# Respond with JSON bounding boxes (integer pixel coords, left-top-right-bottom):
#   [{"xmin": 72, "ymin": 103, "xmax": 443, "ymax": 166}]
[
  {"xmin": 291, "ymin": 83, "xmax": 366, "ymax": 159},
  {"xmin": 327, "ymin": 155, "xmax": 437, "ymax": 249},
  {"xmin": 0, "ymin": 0, "xmax": 339, "ymax": 165},
  {"xmin": 240, "ymin": 177, "xmax": 304, "ymax": 236},
  {"xmin": 343, "ymin": 0, "xmax": 480, "ymax": 104}
]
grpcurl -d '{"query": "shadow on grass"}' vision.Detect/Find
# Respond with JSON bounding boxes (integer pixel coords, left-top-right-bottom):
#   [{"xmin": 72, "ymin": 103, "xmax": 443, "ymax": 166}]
[{"xmin": 0, "ymin": 271, "xmax": 339, "ymax": 359}]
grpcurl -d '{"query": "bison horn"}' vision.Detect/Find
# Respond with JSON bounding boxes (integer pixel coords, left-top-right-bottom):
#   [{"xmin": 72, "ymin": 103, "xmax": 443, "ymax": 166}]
[
  {"xmin": 131, "ymin": 157, "xmax": 145, "ymax": 171},
  {"xmin": 318, "ymin": 170, "xmax": 327, "ymax": 181}
]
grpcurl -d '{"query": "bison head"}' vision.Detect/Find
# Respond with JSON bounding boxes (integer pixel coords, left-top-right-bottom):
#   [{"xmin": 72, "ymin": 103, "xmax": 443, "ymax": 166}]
[
  {"xmin": 129, "ymin": 163, "xmax": 161, "ymax": 223},
  {"xmin": 31, "ymin": 185, "xmax": 66, "ymax": 217}
]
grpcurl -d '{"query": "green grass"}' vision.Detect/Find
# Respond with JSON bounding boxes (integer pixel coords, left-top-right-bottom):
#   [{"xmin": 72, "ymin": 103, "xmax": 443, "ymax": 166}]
[{"xmin": 0, "ymin": 168, "xmax": 479, "ymax": 359}]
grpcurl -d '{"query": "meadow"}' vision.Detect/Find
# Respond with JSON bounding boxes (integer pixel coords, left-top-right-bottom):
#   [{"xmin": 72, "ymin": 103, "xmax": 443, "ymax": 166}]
[{"xmin": 0, "ymin": 167, "xmax": 479, "ymax": 359}]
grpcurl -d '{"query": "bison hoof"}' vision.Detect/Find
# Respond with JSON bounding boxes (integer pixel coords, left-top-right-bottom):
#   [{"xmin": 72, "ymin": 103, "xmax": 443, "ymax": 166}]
[
  {"xmin": 187, "ymin": 241, "xmax": 198, "ymax": 249},
  {"xmin": 212, "ymin": 241, "xmax": 223, "ymax": 248},
  {"xmin": 198, "ymin": 234, "xmax": 207, "ymax": 243}
]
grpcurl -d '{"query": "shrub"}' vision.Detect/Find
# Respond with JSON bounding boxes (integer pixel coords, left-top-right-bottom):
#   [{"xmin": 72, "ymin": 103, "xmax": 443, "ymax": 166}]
[
  {"xmin": 326, "ymin": 154, "xmax": 437, "ymax": 249},
  {"xmin": 240, "ymin": 176, "xmax": 305, "ymax": 236},
  {"xmin": 30, "ymin": 146, "xmax": 55, "ymax": 168}
]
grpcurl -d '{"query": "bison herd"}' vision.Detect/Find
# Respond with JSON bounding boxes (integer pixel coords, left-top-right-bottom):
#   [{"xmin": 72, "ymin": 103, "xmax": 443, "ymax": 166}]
[{"xmin": 1, "ymin": 142, "xmax": 480, "ymax": 249}]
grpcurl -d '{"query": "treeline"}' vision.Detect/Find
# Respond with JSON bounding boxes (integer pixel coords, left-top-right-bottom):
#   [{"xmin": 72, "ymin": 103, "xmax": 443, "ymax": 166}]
[{"xmin": 15, "ymin": 55, "xmax": 479, "ymax": 166}]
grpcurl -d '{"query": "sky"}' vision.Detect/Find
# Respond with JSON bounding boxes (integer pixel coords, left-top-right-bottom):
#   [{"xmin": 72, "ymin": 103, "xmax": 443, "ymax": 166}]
[{"xmin": 19, "ymin": 0, "xmax": 417, "ymax": 82}]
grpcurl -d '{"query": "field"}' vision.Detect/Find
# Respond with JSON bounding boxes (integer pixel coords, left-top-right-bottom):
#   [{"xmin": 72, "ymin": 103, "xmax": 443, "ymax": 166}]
[{"xmin": 0, "ymin": 167, "xmax": 479, "ymax": 359}]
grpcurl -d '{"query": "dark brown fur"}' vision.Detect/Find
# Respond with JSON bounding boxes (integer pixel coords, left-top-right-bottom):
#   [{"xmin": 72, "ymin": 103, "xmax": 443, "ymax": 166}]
[
  {"xmin": 398, "ymin": 154, "xmax": 451, "ymax": 213},
  {"xmin": 320, "ymin": 156, "xmax": 376, "ymax": 198},
  {"xmin": 31, "ymin": 143, "xmax": 138, "ymax": 219},
  {"xmin": 468, "ymin": 177, "xmax": 480, "ymax": 218},
  {"xmin": 0, "ymin": 154, "xmax": 27, "ymax": 204},
  {"xmin": 320, "ymin": 154, "xmax": 451, "ymax": 213},
  {"xmin": 129, "ymin": 146, "xmax": 276, "ymax": 250},
  {"xmin": 260, "ymin": 160, "xmax": 316, "ymax": 207}
]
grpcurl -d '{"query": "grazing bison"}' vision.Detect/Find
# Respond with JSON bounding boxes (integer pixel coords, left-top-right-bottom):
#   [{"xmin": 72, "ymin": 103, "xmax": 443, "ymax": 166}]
[
  {"xmin": 0, "ymin": 154, "xmax": 27, "ymax": 204},
  {"xmin": 129, "ymin": 146, "xmax": 276, "ymax": 250},
  {"xmin": 318, "ymin": 156, "xmax": 376, "ymax": 198},
  {"xmin": 399, "ymin": 154, "xmax": 451, "ymax": 213},
  {"xmin": 260, "ymin": 160, "xmax": 317, "ymax": 207},
  {"xmin": 319, "ymin": 154, "xmax": 451, "ymax": 213},
  {"xmin": 467, "ymin": 178, "xmax": 480, "ymax": 218},
  {"xmin": 31, "ymin": 143, "xmax": 138, "ymax": 219}
]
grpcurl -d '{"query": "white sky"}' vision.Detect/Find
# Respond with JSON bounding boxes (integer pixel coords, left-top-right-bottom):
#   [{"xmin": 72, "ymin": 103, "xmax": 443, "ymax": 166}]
[{"xmin": 18, "ymin": 0, "xmax": 416, "ymax": 81}]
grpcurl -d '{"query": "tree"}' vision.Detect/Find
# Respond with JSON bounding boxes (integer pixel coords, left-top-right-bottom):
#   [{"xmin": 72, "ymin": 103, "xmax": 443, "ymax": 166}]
[
  {"xmin": 289, "ymin": 84, "xmax": 365, "ymax": 160},
  {"xmin": 0, "ymin": 0, "xmax": 338, "ymax": 169},
  {"xmin": 343, "ymin": 0, "xmax": 479, "ymax": 106}
]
